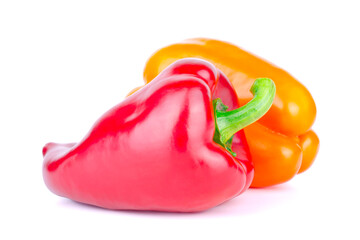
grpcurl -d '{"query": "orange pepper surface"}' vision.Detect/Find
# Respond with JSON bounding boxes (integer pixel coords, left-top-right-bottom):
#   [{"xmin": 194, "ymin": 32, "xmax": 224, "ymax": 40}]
[{"xmin": 141, "ymin": 38, "xmax": 319, "ymax": 187}]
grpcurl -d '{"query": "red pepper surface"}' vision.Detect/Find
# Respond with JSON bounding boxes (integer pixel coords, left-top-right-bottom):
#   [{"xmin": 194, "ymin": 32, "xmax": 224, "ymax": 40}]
[{"xmin": 43, "ymin": 58, "xmax": 274, "ymax": 212}]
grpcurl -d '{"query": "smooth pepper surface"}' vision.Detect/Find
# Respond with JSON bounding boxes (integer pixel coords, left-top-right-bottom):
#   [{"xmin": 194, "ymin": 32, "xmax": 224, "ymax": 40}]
[
  {"xmin": 142, "ymin": 38, "xmax": 319, "ymax": 187},
  {"xmin": 43, "ymin": 59, "xmax": 274, "ymax": 212}
]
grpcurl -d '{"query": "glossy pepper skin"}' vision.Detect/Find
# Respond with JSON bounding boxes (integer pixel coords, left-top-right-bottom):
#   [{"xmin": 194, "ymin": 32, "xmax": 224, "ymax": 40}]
[
  {"xmin": 43, "ymin": 59, "xmax": 273, "ymax": 212},
  {"xmin": 142, "ymin": 38, "xmax": 319, "ymax": 187}
]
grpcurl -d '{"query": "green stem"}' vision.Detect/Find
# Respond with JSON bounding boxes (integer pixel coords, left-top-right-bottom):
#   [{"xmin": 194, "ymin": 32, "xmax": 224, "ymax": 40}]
[{"xmin": 213, "ymin": 78, "xmax": 275, "ymax": 155}]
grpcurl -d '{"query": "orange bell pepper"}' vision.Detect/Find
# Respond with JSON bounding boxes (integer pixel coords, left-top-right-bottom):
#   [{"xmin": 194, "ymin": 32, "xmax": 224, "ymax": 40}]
[{"xmin": 141, "ymin": 38, "xmax": 319, "ymax": 187}]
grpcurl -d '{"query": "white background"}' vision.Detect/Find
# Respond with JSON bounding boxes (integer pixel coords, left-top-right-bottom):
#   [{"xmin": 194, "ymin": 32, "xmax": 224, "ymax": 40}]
[{"xmin": 1, "ymin": 0, "xmax": 359, "ymax": 239}]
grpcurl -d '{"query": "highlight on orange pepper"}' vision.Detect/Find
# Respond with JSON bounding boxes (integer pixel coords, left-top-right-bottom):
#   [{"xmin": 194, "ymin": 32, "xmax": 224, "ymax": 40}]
[
  {"xmin": 298, "ymin": 130, "xmax": 319, "ymax": 174},
  {"xmin": 140, "ymin": 38, "xmax": 319, "ymax": 187}
]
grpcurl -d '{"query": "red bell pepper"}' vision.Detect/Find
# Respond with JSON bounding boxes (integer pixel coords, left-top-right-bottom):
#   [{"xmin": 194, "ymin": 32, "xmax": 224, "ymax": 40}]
[{"xmin": 42, "ymin": 58, "xmax": 275, "ymax": 212}]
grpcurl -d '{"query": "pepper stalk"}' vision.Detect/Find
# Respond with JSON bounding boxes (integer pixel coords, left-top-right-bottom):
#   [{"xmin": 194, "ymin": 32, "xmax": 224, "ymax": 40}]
[{"xmin": 213, "ymin": 78, "xmax": 276, "ymax": 156}]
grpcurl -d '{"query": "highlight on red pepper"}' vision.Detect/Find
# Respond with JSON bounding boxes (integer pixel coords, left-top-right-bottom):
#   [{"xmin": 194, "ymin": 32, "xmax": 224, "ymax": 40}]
[{"xmin": 42, "ymin": 58, "xmax": 275, "ymax": 212}]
